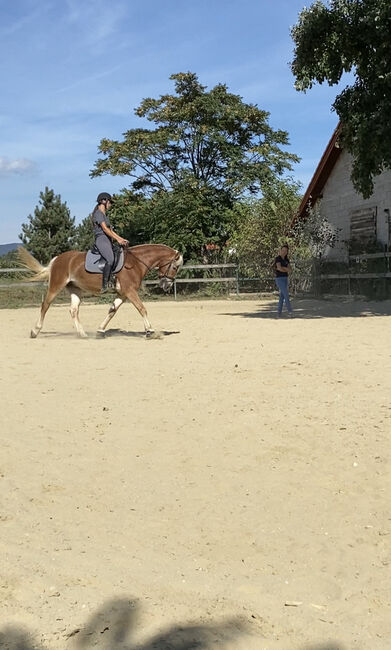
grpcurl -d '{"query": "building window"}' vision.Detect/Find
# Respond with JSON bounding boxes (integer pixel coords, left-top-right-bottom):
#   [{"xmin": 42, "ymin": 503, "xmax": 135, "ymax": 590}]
[{"xmin": 349, "ymin": 206, "xmax": 377, "ymax": 251}]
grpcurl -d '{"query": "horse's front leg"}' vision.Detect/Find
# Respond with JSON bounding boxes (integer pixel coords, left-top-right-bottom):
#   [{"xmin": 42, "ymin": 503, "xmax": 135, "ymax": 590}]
[
  {"xmin": 67, "ymin": 288, "xmax": 87, "ymax": 338},
  {"xmin": 96, "ymin": 297, "xmax": 124, "ymax": 337},
  {"xmin": 125, "ymin": 288, "xmax": 154, "ymax": 337}
]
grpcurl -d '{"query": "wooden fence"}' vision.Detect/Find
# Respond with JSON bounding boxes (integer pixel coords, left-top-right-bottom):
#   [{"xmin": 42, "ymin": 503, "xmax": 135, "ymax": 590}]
[
  {"xmin": 144, "ymin": 263, "xmax": 239, "ymax": 298},
  {"xmin": 319, "ymin": 252, "xmax": 391, "ymax": 292},
  {"xmin": 4, "ymin": 252, "xmax": 390, "ymax": 298},
  {"xmin": 0, "ymin": 263, "xmax": 241, "ymax": 298}
]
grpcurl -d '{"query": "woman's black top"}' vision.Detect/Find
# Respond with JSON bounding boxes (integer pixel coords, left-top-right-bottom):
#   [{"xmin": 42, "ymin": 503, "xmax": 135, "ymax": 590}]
[{"xmin": 275, "ymin": 255, "xmax": 289, "ymax": 277}]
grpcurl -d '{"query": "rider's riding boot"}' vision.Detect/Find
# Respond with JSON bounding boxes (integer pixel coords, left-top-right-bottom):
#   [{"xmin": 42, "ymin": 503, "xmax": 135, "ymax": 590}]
[
  {"xmin": 100, "ymin": 262, "xmax": 112, "ymax": 294},
  {"xmin": 109, "ymin": 272, "xmax": 116, "ymax": 289}
]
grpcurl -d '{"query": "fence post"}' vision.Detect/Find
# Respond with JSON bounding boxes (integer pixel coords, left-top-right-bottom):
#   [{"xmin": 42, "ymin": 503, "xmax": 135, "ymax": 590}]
[
  {"xmin": 236, "ymin": 265, "xmax": 239, "ymax": 295},
  {"xmin": 312, "ymin": 259, "xmax": 320, "ymax": 297},
  {"xmin": 174, "ymin": 279, "xmax": 177, "ymax": 300}
]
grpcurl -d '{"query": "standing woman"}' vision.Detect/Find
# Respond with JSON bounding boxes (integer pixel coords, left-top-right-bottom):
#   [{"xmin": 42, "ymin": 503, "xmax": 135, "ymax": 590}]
[
  {"xmin": 274, "ymin": 244, "xmax": 293, "ymax": 317},
  {"xmin": 92, "ymin": 193, "xmax": 128, "ymax": 293}
]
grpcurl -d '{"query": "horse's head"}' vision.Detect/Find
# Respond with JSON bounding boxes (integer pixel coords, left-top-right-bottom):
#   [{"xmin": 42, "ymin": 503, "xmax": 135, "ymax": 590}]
[{"xmin": 158, "ymin": 250, "xmax": 183, "ymax": 292}]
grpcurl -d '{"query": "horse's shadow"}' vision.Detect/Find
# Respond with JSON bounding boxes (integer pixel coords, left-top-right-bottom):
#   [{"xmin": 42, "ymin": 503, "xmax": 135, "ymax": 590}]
[
  {"xmin": 0, "ymin": 597, "xmax": 348, "ymax": 650},
  {"xmin": 0, "ymin": 596, "xmax": 247, "ymax": 650},
  {"xmin": 34, "ymin": 329, "xmax": 180, "ymax": 340},
  {"xmin": 103, "ymin": 329, "xmax": 180, "ymax": 339},
  {"xmin": 32, "ymin": 330, "xmax": 79, "ymax": 338},
  {"xmin": 301, "ymin": 645, "xmax": 345, "ymax": 650}
]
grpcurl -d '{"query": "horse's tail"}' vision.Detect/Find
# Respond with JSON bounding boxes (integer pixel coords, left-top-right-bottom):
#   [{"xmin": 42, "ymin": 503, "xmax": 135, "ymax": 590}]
[{"xmin": 17, "ymin": 247, "xmax": 55, "ymax": 282}]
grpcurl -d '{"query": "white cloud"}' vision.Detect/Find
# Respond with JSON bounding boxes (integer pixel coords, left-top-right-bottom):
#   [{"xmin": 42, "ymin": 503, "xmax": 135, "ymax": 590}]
[
  {"xmin": 55, "ymin": 64, "xmax": 123, "ymax": 94},
  {"xmin": 0, "ymin": 157, "xmax": 38, "ymax": 175},
  {"xmin": 0, "ymin": 4, "xmax": 50, "ymax": 38},
  {"xmin": 64, "ymin": 0, "xmax": 129, "ymax": 47}
]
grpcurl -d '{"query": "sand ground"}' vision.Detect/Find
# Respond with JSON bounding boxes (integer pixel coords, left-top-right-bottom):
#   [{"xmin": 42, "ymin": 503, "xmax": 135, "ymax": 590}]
[{"xmin": 1, "ymin": 297, "xmax": 391, "ymax": 650}]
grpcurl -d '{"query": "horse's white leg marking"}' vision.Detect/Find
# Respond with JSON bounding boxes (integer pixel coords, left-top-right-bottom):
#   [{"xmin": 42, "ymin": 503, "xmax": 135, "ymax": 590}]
[
  {"xmin": 69, "ymin": 291, "xmax": 87, "ymax": 338},
  {"xmin": 142, "ymin": 314, "xmax": 153, "ymax": 332},
  {"xmin": 97, "ymin": 297, "xmax": 123, "ymax": 333},
  {"xmin": 31, "ymin": 311, "xmax": 44, "ymax": 337}
]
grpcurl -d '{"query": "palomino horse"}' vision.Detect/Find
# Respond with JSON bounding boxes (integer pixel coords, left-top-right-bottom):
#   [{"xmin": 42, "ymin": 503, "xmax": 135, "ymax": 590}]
[{"xmin": 18, "ymin": 245, "xmax": 183, "ymax": 338}]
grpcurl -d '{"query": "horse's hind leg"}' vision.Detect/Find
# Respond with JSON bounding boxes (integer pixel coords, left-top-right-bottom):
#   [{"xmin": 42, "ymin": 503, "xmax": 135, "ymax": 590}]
[
  {"xmin": 67, "ymin": 287, "xmax": 87, "ymax": 338},
  {"xmin": 30, "ymin": 262, "xmax": 69, "ymax": 338},
  {"xmin": 96, "ymin": 297, "xmax": 124, "ymax": 337},
  {"xmin": 31, "ymin": 286, "xmax": 60, "ymax": 338}
]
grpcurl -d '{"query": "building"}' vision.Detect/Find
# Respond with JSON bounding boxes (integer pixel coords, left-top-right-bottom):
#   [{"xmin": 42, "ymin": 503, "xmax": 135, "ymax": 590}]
[{"xmin": 293, "ymin": 125, "xmax": 391, "ymax": 261}]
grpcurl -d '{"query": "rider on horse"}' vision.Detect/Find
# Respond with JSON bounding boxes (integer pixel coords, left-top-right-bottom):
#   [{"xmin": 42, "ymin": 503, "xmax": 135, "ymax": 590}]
[{"xmin": 92, "ymin": 192, "xmax": 129, "ymax": 293}]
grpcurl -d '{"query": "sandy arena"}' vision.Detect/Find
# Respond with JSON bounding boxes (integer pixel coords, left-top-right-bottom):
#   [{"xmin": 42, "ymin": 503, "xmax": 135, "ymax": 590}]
[{"xmin": 1, "ymin": 297, "xmax": 391, "ymax": 650}]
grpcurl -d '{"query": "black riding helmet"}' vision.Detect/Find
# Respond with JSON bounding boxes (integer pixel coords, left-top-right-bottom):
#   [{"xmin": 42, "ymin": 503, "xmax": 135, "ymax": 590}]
[{"xmin": 96, "ymin": 192, "xmax": 113, "ymax": 204}]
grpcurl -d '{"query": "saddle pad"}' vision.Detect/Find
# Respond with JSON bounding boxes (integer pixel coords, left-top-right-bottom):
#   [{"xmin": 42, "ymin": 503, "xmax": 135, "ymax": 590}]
[{"xmin": 85, "ymin": 249, "xmax": 124, "ymax": 274}]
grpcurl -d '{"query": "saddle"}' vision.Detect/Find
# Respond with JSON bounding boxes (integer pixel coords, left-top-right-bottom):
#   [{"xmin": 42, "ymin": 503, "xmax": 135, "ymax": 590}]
[{"xmin": 85, "ymin": 244, "xmax": 125, "ymax": 274}]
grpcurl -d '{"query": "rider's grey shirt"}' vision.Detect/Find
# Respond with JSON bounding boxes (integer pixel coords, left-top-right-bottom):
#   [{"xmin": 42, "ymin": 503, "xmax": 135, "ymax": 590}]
[{"xmin": 92, "ymin": 208, "xmax": 112, "ymax": 237}]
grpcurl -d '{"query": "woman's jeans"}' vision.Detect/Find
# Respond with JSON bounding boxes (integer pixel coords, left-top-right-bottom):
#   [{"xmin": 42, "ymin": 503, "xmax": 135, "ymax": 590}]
[{"xmin": 275, "ymin": 276, "xmax": 292, "ymax": 314}]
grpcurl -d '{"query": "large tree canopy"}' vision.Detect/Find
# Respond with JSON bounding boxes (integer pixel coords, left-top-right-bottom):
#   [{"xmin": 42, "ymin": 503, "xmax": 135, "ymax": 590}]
[
  {"xmin": 91, "ymin": 72, "xmax": 299, "ymax": 258},
  {"xmin": 91, "ymin": 72, "xmax": 298, "ymax": 201},
  {"xmin": 291, "ymin": 0, "xmax": 391, "ymax": 198}
]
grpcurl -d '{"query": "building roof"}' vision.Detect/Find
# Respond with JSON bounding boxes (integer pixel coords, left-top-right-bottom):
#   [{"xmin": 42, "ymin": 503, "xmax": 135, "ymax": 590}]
[{"xmin": 292, "ymin": 123, "xmax": 342, "ymax": 227}]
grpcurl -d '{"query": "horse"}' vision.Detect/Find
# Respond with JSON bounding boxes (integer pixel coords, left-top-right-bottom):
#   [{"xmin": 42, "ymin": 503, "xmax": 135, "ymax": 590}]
[{"xmin": 18, "ymin": 245, "xmax": 183, "ymax": 339}]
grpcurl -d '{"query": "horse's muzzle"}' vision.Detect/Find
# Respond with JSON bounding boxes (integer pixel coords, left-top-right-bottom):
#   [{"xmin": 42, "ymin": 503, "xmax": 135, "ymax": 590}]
[{"xmin": 160, "ymin": 277, "xmax": 173, "ymax": 292}]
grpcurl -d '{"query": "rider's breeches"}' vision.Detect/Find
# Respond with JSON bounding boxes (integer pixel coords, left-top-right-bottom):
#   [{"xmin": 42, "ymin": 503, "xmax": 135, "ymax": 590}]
[{"xmin": 95, "ymin": 234, "xmax": 114, "ymax": 267}]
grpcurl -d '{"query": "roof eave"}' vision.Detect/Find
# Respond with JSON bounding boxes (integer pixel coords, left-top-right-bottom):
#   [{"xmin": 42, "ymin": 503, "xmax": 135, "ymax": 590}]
[{"xmin": 292, "ymin": 123, "xmax": 342, "ymax": 227}]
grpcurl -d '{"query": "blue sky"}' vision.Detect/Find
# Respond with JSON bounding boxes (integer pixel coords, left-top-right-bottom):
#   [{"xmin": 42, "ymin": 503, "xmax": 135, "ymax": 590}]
[{"xmin": 1, "ymin": 0, "xmax": 345, "ymax": 244}]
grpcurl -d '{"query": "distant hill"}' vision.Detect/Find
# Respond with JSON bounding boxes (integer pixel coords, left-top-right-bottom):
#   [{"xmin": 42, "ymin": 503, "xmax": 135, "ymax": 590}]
[{"xmin": 0, "ymin": 242, "xmax": 19, "ymax": 257}]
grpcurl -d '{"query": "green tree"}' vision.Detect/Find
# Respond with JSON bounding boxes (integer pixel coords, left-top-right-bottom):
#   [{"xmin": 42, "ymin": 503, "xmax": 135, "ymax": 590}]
[
  {"xmin": 20, "ymin": 187, "xmax": 76, "ymax": 263},
  {"xmin": 291, "ymin": 202, "xmax": 339, "ymax": 260},
  {"xmin": 231, "ymin": 181, "xmax": 301, "ymax": 277},
  {"xmin": 291, "ymin": 0, "xmax": 391, "ymax": 198},
  {"xmin": 74, "ymin": 215, "xmax": 94, "ymax": 251},
  {"xmin": 0, "ymin": 249, "xmax": 18, "ymax": 266},
  {"xmin": 91, "ymin": 72, "xmax": 299, "ymax": 257},
  {"xmin": 0, "ymin": 249, "xmax": 23, "ymax": 280},
  {"xmin": 110, "ymin": 185, "xmax": 237, "ymax": 260},
  {"xmin": 108, "ymin": 189, "xmax": 149, "ymax": 247}
]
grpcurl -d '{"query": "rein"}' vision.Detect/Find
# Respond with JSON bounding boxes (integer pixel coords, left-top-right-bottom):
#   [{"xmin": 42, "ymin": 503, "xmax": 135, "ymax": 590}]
[
  {"xmin": 125, "ymin": 248, "xmax": 153, "ymax": 273},
  {"xmin": 125, "ymin": 248, "xmax": 178, "ymax": 280}
]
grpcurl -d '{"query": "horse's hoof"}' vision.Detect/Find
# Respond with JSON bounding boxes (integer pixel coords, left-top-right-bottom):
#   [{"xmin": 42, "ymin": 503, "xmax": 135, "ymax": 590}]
[
  {"xmin": 30, "ymin": 329, "xmax": 38, "ymax": 339},
  {"xmin": 78, "ymin": 332, "xmax": 88, "ymax": 339},
  {"xmin": 145, "ymin": 330, "xmax": 154, "ymax": 338},
  {"xmin": 96, "ymin": 330, "xmax": 106, "ymax": 339}
]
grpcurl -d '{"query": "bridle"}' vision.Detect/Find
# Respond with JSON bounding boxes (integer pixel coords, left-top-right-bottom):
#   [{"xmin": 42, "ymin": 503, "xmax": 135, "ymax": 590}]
[
  {"xmin": 158, "ymin": 257, "xmax": 181, "ymax": 282},
  {"xmin": 126, "ymin": 249, "xmax": 180, "ymax": 281}
]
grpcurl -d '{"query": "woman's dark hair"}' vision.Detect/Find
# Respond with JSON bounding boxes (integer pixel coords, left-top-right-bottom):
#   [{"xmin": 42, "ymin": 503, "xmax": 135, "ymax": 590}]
[
  {"xmin": 90, "ymin": 204, "xmax": 99, "ymax": 225},
  {"xmin": 281, "ymin": 243, "xmax": 289, "ymax": 250}
]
